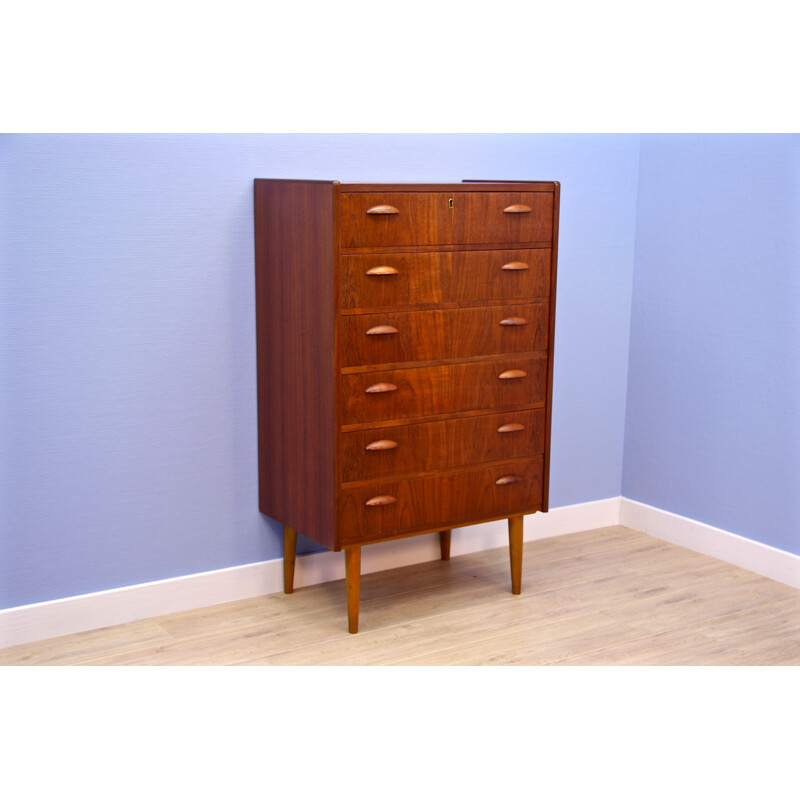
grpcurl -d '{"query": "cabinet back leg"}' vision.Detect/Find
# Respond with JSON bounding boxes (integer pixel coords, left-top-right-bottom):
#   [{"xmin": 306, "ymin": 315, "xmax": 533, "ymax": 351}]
[
  {"xmin": 283, "ymin": 526, "xmax": 298, "ymax": 594},
  {"xmin": 439, "ymin": 529, "xmax": 452, "ymax": 561},
  {"xmin": 508, "ymin": 515, "xmax": 523, "ymax": 594},
  {"xmin": 345, "ymin": 546, "xmax": 361, "ymax": 634}
]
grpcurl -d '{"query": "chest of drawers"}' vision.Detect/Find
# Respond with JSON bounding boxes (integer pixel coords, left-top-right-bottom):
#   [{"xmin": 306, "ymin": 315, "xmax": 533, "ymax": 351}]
[{"xmin": 254, "ymin": 179, "xmax": 560, "ymax": 632}]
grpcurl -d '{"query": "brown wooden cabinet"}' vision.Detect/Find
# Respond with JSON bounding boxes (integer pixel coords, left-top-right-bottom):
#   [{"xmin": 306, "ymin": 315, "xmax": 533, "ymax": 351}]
[{"xmin": 254, "ymin": 179, "xmax": 559, "ymax": 632}]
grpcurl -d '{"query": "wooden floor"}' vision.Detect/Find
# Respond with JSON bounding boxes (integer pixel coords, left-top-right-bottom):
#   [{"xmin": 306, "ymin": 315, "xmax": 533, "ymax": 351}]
[{"xmin": 2, "ymin": 525, "xmax": 799, "ymax": 666}]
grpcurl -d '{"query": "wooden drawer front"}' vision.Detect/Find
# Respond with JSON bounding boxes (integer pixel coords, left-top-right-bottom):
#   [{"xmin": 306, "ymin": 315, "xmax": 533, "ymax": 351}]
[
  {"xmin": 339, "ymin": 458, "xmax": 544, "ymax": 543},
  {"xmin": 341, "ymin": 354, "xmax": 547, "ymax": 425},
  {"xmin": 341, "ymin": 192, "xmax": 553, "ymax": 248},
  {"xmin": 341, "ymin": 192, "xmax": 439, "ymax": 249},
  {"xmin": 341, "ymin": 303, "xmax": 548, "ymax": 368},
  {"xmin": 341, "ymin": 408, "xmax": 545, "ymax": 484},
  {"xmin": 341, "ymin": 248, "xmax": 551, "ymax": 310},
  {"xmin": 454, "ymin": 192, "xmax": 554, "ymax": 246}
]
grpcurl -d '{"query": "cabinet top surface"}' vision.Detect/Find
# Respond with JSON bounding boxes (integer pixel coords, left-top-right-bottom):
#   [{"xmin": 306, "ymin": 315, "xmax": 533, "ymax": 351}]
[{"xmin": 254, "ymin": 179, "xmax": 558, "ymax": 192}]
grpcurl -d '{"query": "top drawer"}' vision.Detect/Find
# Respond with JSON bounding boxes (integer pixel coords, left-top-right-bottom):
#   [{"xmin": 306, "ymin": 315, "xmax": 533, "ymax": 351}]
[{"xmin": 340, "ymin": 192, "xmax": 554, "ymax": 249}]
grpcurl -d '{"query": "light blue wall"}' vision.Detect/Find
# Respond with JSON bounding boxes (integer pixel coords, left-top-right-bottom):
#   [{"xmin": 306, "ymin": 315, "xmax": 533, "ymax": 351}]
[
  {"xmin": 1, "ymin": 134, "xmax": 639, "ymax": 609},
  {"xmin": 623, "ymin": 134, "xmax": 800, "ymax": 555}
]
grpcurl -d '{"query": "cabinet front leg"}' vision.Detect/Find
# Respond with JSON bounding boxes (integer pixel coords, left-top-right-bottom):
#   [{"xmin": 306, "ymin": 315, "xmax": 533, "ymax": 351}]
[
  {"xmin": 508, "ymin": 515, "xmax": 523, "ymax": 595},
  {"xmin": 439, "ymin": 529, "xmax": 452, "ymax": 561},
  {"xmin": 345, "ymin": 546, "xmax": 362, "ymax": 634},
  {"xmin": 283, "ymin": 526, "xmax": 298, "ymax": 594}
]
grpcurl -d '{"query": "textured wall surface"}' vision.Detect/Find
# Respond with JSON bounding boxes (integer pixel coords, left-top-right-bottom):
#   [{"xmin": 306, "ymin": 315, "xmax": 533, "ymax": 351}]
[
  {"xmin": 1, "ymin": 134, "xmax": 639, "ymax": 608},
  {"xmin": 623, "ymin": 134, "xmax": 800, "ymax": 554}
]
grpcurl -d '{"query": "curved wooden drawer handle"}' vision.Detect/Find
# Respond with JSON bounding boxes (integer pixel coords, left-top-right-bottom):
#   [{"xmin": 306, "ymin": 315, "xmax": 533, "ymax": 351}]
[
  {"xmin": 365, "ymin": 439, "xmax": 398, "ymax": 451},
  {"xmin": 365, "ymin": 382, "xmax": 398, "ymax": 394},
  {"xmin": 365, "ymin": 266, "xmax": 399, "ymax": 276},
  {"xmin": 503, "ymin": 204, "xmax": 532, "ymax": 214},
  {"xmin": 497, "ymin": 423, "xmax": 525, "ymax": 433},
  {"xmin": 366, "ymin": 205, "xmax": 399, "ymax": 215},
  {"xmin": 500, "ymin": 261, "xmax": 529, "ymax": 271},
  {"xmin": 495, "ymin": 475, "xmax": 523, "ymax": 485},
  {"xmin": 498, "ymin": 369, "xmax": 527, "ymax": 380},
  {"xmin": 365, "ymin": 494, "xmax": 397, "ymax": 506},
  {"xmin": 499, "ymin": 317, "xmax": 528, "ymax": 326},
  {"xmin": 365, "ymin": 325, "xmax": 398, "ymax": 336}
]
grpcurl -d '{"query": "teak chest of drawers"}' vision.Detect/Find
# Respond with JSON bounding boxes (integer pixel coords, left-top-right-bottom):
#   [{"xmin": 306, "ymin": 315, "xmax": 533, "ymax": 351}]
[{"xmin": 254, "ymin": 179, "xmax": 560, "ymax": 632}]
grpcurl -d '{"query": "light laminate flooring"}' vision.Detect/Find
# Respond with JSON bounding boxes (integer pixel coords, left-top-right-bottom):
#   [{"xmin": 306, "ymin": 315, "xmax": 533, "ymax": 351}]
[{"xmin": 2, "ymin": 525, "xmax": 799, "ymax": 666}]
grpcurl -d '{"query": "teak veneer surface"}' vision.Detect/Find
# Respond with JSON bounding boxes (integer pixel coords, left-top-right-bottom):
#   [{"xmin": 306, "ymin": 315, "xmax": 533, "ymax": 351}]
[
  {"xmin": 338, "ymin": 458, "xmax": 544, "ymax": 544},
  {"xmin": 254, "ymin": 180, "xmax": 337, "ymax": 550},
  {"xmin": 340, "ymin": 191, "xmax": 554, "ymax": 248},
  {"xmin": 340, "ymin": 303, "xmax": 549, "ymax": 367},
  {"xmin": 340, "ymin": 354, "xmax": 548, "ymax": 425},
  {"xmin": 340, "ymin": 248, "xmax": 551, "ymax": 310},
  {"xmin": 340, "ymin": 408, "xmax": 546, "ymax": 484}
]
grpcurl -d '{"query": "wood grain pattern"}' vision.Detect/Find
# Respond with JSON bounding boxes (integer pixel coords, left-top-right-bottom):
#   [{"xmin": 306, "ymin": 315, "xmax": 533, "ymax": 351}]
[
  {"xmin": 340, "ymin": 191, "xmax": 554, "ymax": 248},
  {"xmin": 340, "ymin": 408, "xmax": 546, "ymax": 484},
  {"xmin": 341, "ymin": 354, "xmax": 547, "ymax": 425},
  {"xmin": 453, "ymin": 193, "xmax": 552, "ymax": 244},
  {"xmin": 254, "ymin": 179, "xmax": 337, "ymax": 548},
  {"xmin": 341, "ymin": 248, "xmax": 551, "ymax": 310},
  {"xmin": 338, "ymin": 458, "xmax": 544, "ymax": 544},
  {"xmin": 340, "ymin": 303, "xmax": 548, "ymax": 367}
]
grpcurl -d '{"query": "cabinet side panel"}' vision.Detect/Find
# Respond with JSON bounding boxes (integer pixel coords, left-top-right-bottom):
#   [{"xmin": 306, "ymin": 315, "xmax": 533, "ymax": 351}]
[
  {"xmin": 254, "ymin": 180, "xmax": 336, "ymax": 549},
  {"xmin": 542, "ymin": 182, "xmax": 560, "ymax": 512}
]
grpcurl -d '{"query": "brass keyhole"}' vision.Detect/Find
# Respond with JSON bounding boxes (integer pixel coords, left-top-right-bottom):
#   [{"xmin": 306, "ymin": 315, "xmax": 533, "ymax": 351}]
[{"xmin": 448, "ymin": 197, "xmax": 454, "ymax": 209}]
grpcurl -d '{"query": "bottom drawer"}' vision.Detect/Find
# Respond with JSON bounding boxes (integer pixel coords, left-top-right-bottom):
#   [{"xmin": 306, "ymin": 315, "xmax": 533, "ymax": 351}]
[
  {"xmin": 339, "ymin": 458, "xmax": 543, "ymax": 544},
  {"xmin": 341, "ymin": 408, "xmax": 546, "ymax": 483}
]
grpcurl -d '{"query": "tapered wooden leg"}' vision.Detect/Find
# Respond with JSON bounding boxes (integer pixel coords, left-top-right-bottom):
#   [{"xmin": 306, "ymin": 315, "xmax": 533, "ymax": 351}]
[
  {"xmin": 439, "ymin": 529, "xmax": 452, "ymax": 561},
  {"xmin": 508, "ymin": 515, "xmax": 523, "ymax": 595},
  {"xmin": 345, "ymin": 546, "xmax": 361, "ymax": 634},
  {"xmin": 283, "ymin": 526, "xmax": 297, "ymax": 594}
]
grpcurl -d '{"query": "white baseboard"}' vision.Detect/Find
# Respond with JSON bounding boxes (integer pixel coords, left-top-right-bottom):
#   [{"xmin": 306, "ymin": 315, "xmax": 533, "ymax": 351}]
[
  {"xmin": 0, "ymin": 497, "xmax": 620, "ymax": 649},
  {"xmin": 620, "ymin": 498, "xmax": 800, "ymax": 590}
]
